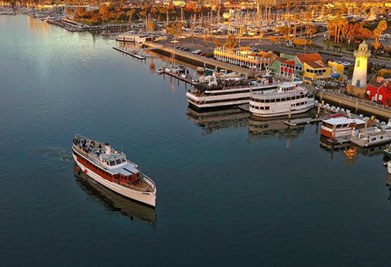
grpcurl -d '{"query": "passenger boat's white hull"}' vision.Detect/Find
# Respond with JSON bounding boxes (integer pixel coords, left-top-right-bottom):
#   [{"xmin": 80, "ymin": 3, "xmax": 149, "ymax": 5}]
[
  {"xmin": 72, "ymin": 153, "xmax": 156, "ymax": 207},
  {"xmin": 250, "ymin": 105, "xmax": 314, "ymax": 118}
]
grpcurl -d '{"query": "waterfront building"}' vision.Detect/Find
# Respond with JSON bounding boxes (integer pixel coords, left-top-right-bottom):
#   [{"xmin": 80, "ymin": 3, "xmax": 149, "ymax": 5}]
[
  {"xmin": 214, "ymin": 47, "xmax": 277, "ymax": 70},
  {"xmin": 296, "ymin": 53, "xmax": 330, "ymax": 84},
  {"xmin": 352, "ymin": 40, "xmax": 371, "ymax": 88},
  {"xmin": 328, "ymin": 61, "xmax": 346, "ymax": 81},
  {"xmin": 366, "ymin": 77, "xmax": 391, "ymax": 106}
]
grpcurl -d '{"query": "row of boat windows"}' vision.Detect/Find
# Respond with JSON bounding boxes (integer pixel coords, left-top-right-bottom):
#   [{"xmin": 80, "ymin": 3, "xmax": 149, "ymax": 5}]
[
  {"xmin": 250, "ymin": 105, "xmax": 270, "ymax": 110},
  {"xmin": 291, "ymin": 101, "xmax": 308, "ymax": 107},
  {"xmin": 106, "ymin": 158, "xmax": 126, "ymax": 166},
  {"xmin": 75, "ymin": 152, "xmax": 115, "ymax": 178},
  {"xmin": 205, "ymin": 87, "xmax": 277, "ymax": 96},
  {"xmin": 191, "ymin": 97, "xmax": 249, "ymax": 105},
  {"xmin": 251, "ymin": 94, "xmax": 307, "ymax": 103}
]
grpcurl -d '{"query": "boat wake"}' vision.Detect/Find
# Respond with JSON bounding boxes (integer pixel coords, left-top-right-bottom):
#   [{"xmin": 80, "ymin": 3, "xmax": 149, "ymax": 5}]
[{"xmin": 29, "ymin": 146, "xmax": 73, "ymax": 162}]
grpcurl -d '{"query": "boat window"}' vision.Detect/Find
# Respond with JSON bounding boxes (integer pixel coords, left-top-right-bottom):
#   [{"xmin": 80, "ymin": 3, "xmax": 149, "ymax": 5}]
[
  {"xmin": 116, "ymin": 159, "xmax": 122, "ymax": 165},
  {"xmin": 265, "ymin": 106, "xmax": 270, "ymax": 110},
  {"xmin": 371, "ymin": 138, "xmax": 376, "ymax": 141},
  {"xmin": 110, "ymin": 161, "xmax": 116, "ymax": 166},
  {"xmin": 265, "ymin": 99, "xmax": 270, "ymax": 103}
]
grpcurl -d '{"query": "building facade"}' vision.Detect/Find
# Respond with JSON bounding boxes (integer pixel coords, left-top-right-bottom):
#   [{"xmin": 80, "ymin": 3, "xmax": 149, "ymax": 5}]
[{"xmin": 214, "ymin": 47, "xmax": 277, "ymax": 70}]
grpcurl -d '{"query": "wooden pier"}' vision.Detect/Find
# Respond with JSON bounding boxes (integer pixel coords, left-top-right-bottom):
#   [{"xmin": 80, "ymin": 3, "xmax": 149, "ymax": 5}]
[
  {"xmin": 284, "ymin": 117, "xmax": 325, "ymax": 126},
  {"xmin": 112, "ymin": 47, "xmax": 146, "ymax": 60},
  {"xmin": 143, "ymin": 42, "xmax": 259, "ymax": 77},
  {"xmin": 317, "ymin": 90, "xmax": 391, "ymax": 120},
  {"xmin": 160, "ymin": 70, "xmax": 196, "ymax": 86}
]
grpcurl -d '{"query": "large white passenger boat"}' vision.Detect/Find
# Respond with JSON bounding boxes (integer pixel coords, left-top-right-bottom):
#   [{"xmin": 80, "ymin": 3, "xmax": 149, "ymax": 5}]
[
  {"xmin": 249, "ymin": 82, "xmax": 315, "ymax": 117},
  {"xmin": 72, "ymin": 135, "xmax": 157, "ymax": 208},
  {"xmin": 186, "ymin": 75, "xmax": 278, "ymax": 110}
]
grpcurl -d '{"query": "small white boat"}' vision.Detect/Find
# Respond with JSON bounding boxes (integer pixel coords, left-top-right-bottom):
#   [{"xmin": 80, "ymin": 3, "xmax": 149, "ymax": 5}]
[
  {"xmin": 196, "ymin": 67, "xmax": 205, "ymax": 73},
  {"xmin": 156, "ymin": 67, "xmax": 164, "ymax": 74},
  {"xmin": 351, "ymin": 123, "xmax": 391, "ymax": 147}
]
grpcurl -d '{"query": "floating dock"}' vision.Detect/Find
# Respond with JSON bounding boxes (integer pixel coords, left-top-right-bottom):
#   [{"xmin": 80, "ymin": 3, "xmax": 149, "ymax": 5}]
[
  {"xmin": 160, "ymin": 70, "xmax": 196, "ymax": 86},
  {"xmin": 112, "ymin": 47, "xmax": 146, "ymax": 60},
  {"xmin": 284, "ymin": 117, "xmax": 324, "ymax": 126},
  {"xmin": 143, "ymin": 42, "xmax": 259, "ymax": 77}
]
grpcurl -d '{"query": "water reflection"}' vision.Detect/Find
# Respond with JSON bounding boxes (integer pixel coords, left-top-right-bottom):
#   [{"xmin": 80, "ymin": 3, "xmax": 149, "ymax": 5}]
[
  {"xmin": 27, "ymin": 16, "xmax": 49, "ymax": 39},
  {"xmin": 186, "ymin": 107, "xmax": 249, "ymax": 134},
  {"xmin": 73, "ymin": 166, "xmax": 156, "ymax": 225},
  {"xmin": 320, "ymin": 137, "xmax": 388, "ymax": 167},
  {"xmin": 186, "ymin": 107, "xmax": 309, "ymax": 145}
]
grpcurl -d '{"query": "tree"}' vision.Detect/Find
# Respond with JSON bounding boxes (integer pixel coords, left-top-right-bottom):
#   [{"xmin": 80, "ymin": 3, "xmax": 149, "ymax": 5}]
[
  {"xmin": 373, "ymin": 20, "xmax": 388, "ymax": 43},
  {"xmin": 166, "ymin": 22, "xmax": 184, "ymax": 39},
  {"xmin": 225, "ymin": 35, "xmax": 238, "ymax": 49},
  {"xmin": 99, "ymin": 4, "xmax": 109, "ymax": 16},
  {"xmin": 213, "ymin": 38, "xmax": 223, "ymax": 47},
  {"xmin": 277, "ymin": 25, "xmax": 290, "ymax": 40}
]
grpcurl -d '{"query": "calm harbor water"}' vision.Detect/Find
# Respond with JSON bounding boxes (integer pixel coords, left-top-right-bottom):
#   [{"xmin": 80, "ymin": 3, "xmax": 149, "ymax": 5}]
[{"xmin": 1, "ymin": 16, "xmax": 391, "ymax": 266}]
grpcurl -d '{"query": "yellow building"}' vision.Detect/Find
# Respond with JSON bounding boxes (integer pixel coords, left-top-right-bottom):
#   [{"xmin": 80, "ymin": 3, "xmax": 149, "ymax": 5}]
[
  {"xmin": 328, "ymin": 61, "xmax": 345, "ymax": 81},
  {"xmin": 302, "ymin": 62, "xmax": 331, "ymax": 84},
  {"xmin": 214, "ymin": 47, "xmax": 277, "ymax": 70}
]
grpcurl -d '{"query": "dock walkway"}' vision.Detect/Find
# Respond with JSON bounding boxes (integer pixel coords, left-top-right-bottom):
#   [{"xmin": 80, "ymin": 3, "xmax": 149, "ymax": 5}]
[
  {"xmin": 143, "ymin": 42, "xmax": 259, "ymax": 77},
  {"xmin": 112, "ymin": 47, "xmax": 146, "ymax": 60},
  {"xmin": 317, "ymin": 90, "xmax": 391, "ymax": 120}
]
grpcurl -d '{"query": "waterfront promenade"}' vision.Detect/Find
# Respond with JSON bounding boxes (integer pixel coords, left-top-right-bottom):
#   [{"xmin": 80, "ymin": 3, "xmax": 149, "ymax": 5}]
[
  {"xmin": 317, "ymin": 89, "xmax": 391, "ymax": 120},
  {"xmin": 143, "ymin": 41, "xmax": 259, "ymax": 77}
]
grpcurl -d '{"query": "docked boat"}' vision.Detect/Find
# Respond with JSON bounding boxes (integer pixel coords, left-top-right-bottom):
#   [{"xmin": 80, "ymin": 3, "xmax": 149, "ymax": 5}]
[
  {"xmin": 156, "ymin": 67, "xmax": 164, "ymax": 74},
  {"xmin": 249, "ymin": 82, "xmax": 315, "ymax": 118},
  {"xmin": 165, "ymin": 65, "xmax": 186, "ymax": 74},
  {"xmin": 186, "ymin": 74, "xmax": 278, "ymax": 110},
  {"xmin": 351, "ymin": 123, "xmax": 391, "ymax": 147},
  {"xmin": 72, "ymin": 135, "xmax": 157, "ymax": 207},
  {"xmin": 384, "ymin": 145, "xmax": 391, "ymax": 159},
  {"xmin": 320, "ymin": 115, "xmax": 366, "ymax": 143}
]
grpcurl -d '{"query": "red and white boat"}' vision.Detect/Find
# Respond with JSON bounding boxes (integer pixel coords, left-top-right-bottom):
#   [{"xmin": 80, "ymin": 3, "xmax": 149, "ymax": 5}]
[
  {"xmin": 321, "ymin": 115, "xmax": 366, "ymax": 143},
  {"xmin": 72, "ymin": 135, "xmax": 157, "ymax": 208}
]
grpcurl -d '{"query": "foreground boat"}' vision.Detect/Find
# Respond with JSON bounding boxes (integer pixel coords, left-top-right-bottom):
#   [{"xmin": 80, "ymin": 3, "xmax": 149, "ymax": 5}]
[
  {"xmin": 74, "ymin": 166, "xmax": 156, "ymax": 224},
  {"xmin": 72, "ymin": 135, "xmax": 157, "ymax": 208}
]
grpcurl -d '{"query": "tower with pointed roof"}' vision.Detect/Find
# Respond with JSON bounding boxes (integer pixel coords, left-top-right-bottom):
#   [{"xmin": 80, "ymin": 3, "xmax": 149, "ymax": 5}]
[{"xmin": 352, "ymin": 40, "xmax": 371, "ymax": 88}]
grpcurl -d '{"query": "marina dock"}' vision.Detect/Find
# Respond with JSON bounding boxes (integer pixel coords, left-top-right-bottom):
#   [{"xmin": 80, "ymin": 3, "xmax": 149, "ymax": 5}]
[
  {"xmin": 160, "ymin": 70, "xmax": 196, "ymax": 86},
  {"xmin": 143, "ymin": 42, "xmax": 259, "ymax": 77},
  {"xmin": 112, "ymin": 47, "xmax": 146, "ymax": 60},
  {"xmin": 284, "ymin": 117, "xmax": 325, "ymax": 126},
  {"xmin": 317, "ymin": 90, "xmax": 391, "ymax": 120}
]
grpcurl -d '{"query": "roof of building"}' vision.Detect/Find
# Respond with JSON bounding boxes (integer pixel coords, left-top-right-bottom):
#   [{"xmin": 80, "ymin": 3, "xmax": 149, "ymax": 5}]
[
  {"xmin": 281, "ymin": 60, "xmax": 295, "ymax": 65},
  {"xmin": 367, "ymin": 77, "xmax": 389, "ymax": 88},
  {"xmin": 305, "ymin": 61, "xmax": 326, "ymax": 69},
  {"xmin": 297, "ymin": 53, "xmax": 323, "ymax": 64}
]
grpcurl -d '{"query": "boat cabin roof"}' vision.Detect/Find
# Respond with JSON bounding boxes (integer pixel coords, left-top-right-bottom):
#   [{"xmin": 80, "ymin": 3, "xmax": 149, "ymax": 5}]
[{"xmin": 323, "ymin": 117, "xmax": 365, "ymax": 125}]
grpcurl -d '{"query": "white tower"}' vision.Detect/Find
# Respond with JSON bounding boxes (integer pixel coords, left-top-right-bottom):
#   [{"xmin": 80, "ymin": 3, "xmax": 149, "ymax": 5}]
[{"xmin": 351, "ymin": 40, "xmax": 371, "ymax": 88}]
